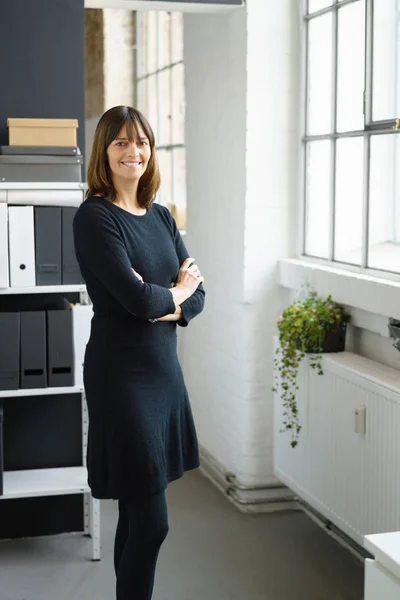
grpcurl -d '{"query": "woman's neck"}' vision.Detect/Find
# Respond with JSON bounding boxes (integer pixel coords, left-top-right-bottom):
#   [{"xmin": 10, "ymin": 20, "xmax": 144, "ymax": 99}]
[{"xmin": 113, "ymin": 180, "xmax": 146, "ymax": 215}]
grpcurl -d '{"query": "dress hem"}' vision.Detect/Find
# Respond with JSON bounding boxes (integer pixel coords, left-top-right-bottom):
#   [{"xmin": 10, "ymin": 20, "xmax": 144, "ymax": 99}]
[{"xmin": 89, "ymin": 462, "xmax": 200, "ymax": 500}]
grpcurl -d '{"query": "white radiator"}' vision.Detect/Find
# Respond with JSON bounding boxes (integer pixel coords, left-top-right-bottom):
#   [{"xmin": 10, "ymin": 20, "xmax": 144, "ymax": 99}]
[{"xmin": 274, "ymin": 350, "xmax": 400, "ymax": 547}]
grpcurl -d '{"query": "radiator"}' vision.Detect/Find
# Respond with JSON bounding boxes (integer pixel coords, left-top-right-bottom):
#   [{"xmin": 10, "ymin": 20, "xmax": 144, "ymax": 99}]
[{"xmin": 274, "ymin": 350, "xmax": 400, "ymax": 547}]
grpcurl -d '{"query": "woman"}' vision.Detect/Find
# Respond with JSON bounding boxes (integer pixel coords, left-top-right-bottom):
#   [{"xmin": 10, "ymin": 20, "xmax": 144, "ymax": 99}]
[{"xmin": 73, "ymin": 105, "xmax": 205, "ymax": 600}]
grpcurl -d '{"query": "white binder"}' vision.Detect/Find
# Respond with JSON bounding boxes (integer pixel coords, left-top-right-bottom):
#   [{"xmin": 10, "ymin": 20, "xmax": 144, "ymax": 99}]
[
  {"xmin": 72, "ymin": 304, "xmax": 93, "ymax": 386},
  {"xmin": 8, "ymin": 206, "xmax": 36, "ymax": 287},
  {"xmin": 0, "ymin": 203, "xmax": 9, "ymax": 288}
]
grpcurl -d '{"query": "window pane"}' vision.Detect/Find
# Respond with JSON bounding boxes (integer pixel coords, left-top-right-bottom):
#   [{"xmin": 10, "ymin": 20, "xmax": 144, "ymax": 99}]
[
  {"xmin": 172, "ymin": 147, "xmax": 187, "ymax": 231},
  {"xmin": 171, "ymin": 63, "xmax": 185, "ymax": 145},
  {"xmin": 304, "ymin": 140, "xmax": 331, "ymax": 258},
  {"xmin": 308, "ymin": 0, "xmax": 333, "ymax": 12},
  {"xmin": 158, "ymin": 69, "xmax": 171, "ymax": 146},
  {"xmin": 136, "ymin": 79, "xmax": 147, "ymax": 115},
  {"xmin": 147, "ymin": 11, "xmax": 158, "ymax": 74},
  {"xmin": 334, "ymin": 137, "xmax": 364, "ymax": 265},
  {"xmin": 147, "ymin": 74, "xmax": 158, "ymax": 141},
  {"xmin": 307, "ymin": 13, "xmax": 333, "ymax": 135},
  {"xmin": 136, "ymin": 13, "xmax": 147, "ymax": 79},
  {"xmin": 368, "ymin": 134, "xmax": 400, "ymax": 273},
  {"xmin": 171, "ymin": 12, "xmax": 184, "ymax": 63},
  {"xmin": 157, "ymin": 149, "xmax": 172, "ymax": 208},
  {"xmin": 337, "ymin": 1, "xmax": 365, "ymax": 132},
  {"xmin": 158, "ymin": 12, "xmax": 171, "ymax": 70},
  {"xmin": 372, "ymin": 1, "xmax": 400, "ymax": 121}
]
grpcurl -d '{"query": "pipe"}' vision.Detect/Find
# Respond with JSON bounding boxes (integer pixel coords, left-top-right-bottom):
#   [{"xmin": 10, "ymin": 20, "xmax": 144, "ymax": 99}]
[
  {"xmin": 225, "ymin": 472, "xmax": 287, "ymax": 492},
  {"xmin": 226, "ymin": 487, "xmax": 296, "ymax": 506},
  {"xmin": 199, "ymin": 446, "xmax": 290, "ymax": 500}
]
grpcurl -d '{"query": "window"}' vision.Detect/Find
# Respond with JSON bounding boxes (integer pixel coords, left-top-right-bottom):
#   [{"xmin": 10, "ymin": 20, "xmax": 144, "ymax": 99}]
[
  {"xmin": 303, "ymin": 0, "xmax": 400, "ymax": 275},
  {"xmin": 136, "ymin": 11, "xmax": 186, "ymax": 231}
]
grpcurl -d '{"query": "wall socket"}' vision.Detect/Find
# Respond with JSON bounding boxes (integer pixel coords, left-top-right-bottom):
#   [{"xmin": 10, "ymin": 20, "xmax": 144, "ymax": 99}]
[{"xmin": 355, "ymin": 406, "xmax": 366, "ymax": 435}]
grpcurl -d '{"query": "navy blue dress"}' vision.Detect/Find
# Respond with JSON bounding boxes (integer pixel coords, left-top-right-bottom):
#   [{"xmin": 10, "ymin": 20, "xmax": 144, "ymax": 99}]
[{"xmin": 73, "ymin": 197, "xmax": 205, "ymax": 499}]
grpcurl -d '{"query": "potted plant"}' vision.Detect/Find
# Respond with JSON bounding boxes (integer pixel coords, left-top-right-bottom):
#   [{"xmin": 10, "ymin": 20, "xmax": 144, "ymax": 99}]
[{"xmin": 273, "ymin": 291, "xmax": 350, "ymax": 448}]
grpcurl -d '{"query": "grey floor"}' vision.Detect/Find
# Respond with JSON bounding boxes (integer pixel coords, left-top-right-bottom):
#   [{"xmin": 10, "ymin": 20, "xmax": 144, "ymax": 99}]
[{"xmin": 0, "ymin": 470, "xmax": 364, "ymax": 600}]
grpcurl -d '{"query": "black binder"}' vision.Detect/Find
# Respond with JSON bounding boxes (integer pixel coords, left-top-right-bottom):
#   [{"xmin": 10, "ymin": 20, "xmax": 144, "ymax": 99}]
[
  {"xmin": 20, "ymin": 311, "xmax": 47, "ymax": 389},
  {"xmin": 62, "ymin": 207, "xmax": 83, "ymax": 284},
  {"xmin": 35, "ymin": 207, "xmax": 62, "ymax": 286},
  {"xmin": 47, "ymin": 302, "xmax": 74, "ymax": 387},
  {"xmin": 0, "ymin": 312, "xmax": 20, "ymax": 390}
]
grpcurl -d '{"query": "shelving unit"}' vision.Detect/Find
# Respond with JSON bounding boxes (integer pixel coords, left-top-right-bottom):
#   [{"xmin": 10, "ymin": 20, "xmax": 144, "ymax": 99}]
[
  {"xmin": 0, "ymin": 182, "xmax": 85, "ymax": 190},
  {"xmin": 0, "ymin": 272, "xmax": 100, "ymax": 560},
  {"xmin": 3, "ymin": 467, "xmax": 89, "ymax": 499},
  {"xmin": 0, "ymin": 284, "xmax": 86, "ymax": 295},
  {"xmin": 0, "ymin": 386, "xmax": 83, "ymax": 399}
]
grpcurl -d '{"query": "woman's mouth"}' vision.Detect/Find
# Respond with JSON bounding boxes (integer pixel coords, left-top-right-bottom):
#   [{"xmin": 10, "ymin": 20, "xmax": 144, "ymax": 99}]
[{"xmin": 121, "ymin": 161, "xmax": 141, "ymax": 168}]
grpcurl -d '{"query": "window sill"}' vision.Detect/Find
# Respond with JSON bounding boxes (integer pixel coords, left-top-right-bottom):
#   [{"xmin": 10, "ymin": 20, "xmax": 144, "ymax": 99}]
[{"xmin": 279, "ymin": 258, "xmax": 400, "ymax": 336}]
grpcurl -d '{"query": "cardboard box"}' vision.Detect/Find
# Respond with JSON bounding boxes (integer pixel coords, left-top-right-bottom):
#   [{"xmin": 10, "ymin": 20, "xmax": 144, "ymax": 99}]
[{"xmin": 8, "ymin": 118, "xmax": 78, "ymax": 147}]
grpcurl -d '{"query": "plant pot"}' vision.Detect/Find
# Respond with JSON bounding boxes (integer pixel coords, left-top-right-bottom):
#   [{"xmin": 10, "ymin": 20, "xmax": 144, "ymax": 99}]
[
  {"xmin": 388, "ymin": 320, "xmax": 400, "ymax": 340},
  {"xmin": 303, "ymin": 320, "xmax": 348, "ymax": 354}
]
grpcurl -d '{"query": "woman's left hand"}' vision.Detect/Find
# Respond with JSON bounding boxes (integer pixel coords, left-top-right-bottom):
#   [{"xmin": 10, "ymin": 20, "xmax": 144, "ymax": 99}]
[{"xmin": 132, "ymin": 268, "xmax": 143, "ymax": 282}]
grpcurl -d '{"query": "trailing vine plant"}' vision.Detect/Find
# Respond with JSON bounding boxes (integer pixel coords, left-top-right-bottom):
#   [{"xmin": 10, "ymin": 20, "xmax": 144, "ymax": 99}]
[{"xmin": 273, "ymin": 291, "xmax": 349, "ymax": 448}]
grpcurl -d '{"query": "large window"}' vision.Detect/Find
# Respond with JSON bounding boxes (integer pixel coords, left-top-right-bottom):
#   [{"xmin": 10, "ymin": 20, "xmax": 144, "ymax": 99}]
[
  {"xmin": 303, "ymin": 0, "xmax": 400, "ymax": 274},
  {"xmin": 136, "ymin": 11, "xmax": 186, "ymax": 231}
]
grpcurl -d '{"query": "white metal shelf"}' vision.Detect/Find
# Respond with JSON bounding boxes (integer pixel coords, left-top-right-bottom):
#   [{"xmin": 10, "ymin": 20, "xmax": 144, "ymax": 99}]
[
  {"xmin": 0, "ymin": 182, "xmax": 85, "ymax": 190},
  {"xmin": 0, "ymin": 272, "xmax": 100, "ymax": 559},
  {"xmin": 0, "ymin": 284, "xmax": 86, "ymax": 295},
  {"xmin": 0, "ymin": 385, "xmax": 83, "ymax": 399},
  {"xmin": 84, "ymin": 0, "xmax": 243, "ymax": 13},
  {"xmin": 1, "ymin": 467, "xmax": 89, "ymax": 500}
]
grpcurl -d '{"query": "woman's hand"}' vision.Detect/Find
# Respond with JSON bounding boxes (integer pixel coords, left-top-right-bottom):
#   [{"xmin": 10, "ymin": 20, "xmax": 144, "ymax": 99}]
[
  {"xmin": 157, "ymin": 306, "xmax": 183, "ymax": 322},
  {"xmin": 169, "ymin": 258, "xmax": 204, "ymax": 310},
  {"xmin": 175, "ymin": 257, "xmax": 204, "ymax": 295},
  {"xmin": 132, "ymin": 268, "xmax": 144, "ymax": 282}
]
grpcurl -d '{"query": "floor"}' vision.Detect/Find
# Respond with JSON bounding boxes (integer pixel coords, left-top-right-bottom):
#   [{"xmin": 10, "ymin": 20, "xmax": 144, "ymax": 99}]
[{"xmin": 0, "ymin": 470, "xmax": 364, "ymax": 600}]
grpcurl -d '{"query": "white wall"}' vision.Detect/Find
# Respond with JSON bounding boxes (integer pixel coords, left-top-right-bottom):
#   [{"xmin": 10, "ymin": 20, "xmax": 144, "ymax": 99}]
[
  {"xmin": 242, "ymin": 0, "xmax": 299, "ymax": 481},
  {"xmin": 182, "ymin": 0, "xmax": 300, "ymax": 486},
  {"xmin": 182, "ymin": 10, "xmax": 247, "ymax": 476}
]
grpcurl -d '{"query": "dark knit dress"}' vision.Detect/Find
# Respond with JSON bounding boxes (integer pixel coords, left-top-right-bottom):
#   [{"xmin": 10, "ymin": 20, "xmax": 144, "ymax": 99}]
[{"xmin": 73, "ymin": 197, "xmax": 205, "ymax": 500}]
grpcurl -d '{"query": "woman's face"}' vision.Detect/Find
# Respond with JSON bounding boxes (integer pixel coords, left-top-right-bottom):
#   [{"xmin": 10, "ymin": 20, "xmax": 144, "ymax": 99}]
[{"xmin": 106, "ymin": 124, "xmax": 151, "ymax": 183}]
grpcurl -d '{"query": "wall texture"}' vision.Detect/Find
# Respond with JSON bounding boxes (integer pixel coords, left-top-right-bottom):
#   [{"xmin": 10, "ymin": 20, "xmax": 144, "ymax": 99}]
[{"xmin": 85, "ymin": 8, "xmax": 105, "ymax": 119}]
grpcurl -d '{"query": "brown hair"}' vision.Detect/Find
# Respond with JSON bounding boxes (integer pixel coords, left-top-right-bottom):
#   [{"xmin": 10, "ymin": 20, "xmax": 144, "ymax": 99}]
[{"xmin": 86, "ymin": 106, "xmax": 160, "ymax": 208}]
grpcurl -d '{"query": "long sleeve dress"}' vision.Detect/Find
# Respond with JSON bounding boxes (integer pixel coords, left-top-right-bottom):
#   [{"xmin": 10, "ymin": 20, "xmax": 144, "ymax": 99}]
[{"xmin": 73, "ymin": 196, "xmax": 205, "ymax": 500}]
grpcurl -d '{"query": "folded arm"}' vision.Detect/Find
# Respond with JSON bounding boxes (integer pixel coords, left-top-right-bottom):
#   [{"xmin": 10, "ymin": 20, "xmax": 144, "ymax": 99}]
[
  {"xmin": 73, "ymin": 202, "xmax": 176, "ymax": 320},
  {"xmin": 163, "ymin": 207, "xmax": 205, "ymax": 327}
]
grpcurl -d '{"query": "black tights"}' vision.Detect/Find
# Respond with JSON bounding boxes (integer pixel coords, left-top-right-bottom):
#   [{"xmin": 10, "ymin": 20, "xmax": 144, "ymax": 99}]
[{"xmin": 114, "ymin": 491, "xmax": 169, "ymax": 600}]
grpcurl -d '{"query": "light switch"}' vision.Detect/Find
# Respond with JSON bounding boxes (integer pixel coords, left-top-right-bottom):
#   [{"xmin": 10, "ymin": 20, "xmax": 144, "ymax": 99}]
[{"xmin": 355, "ymin": 405, "xmax": 366, "ymax": 434}]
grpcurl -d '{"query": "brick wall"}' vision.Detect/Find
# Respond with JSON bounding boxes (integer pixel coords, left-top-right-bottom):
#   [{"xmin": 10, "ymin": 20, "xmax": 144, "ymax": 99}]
[
  {"xmin": 182, "ymin": 1, "xmax": 299, "ymax": 486},
  {"xmin": 84, "ymin": 8, "xmax": 136, "ymax": 165},
  {"xmin": 85, "ymin": 9, "xmax": 104, "ymax": 120},
  {"xmin": 104, "ymin": 9, "xmax": 136, "ymax": 110}
]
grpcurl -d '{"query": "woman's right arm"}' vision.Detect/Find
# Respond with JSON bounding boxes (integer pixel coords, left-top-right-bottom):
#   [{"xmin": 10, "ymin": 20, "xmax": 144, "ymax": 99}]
[{"xmin": 73, "ymin": 202, "xmax": 181, "ymax": 320}]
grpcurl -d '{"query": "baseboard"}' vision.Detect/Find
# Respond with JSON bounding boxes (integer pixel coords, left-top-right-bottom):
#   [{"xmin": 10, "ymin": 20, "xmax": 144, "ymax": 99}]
[{"xmin": 198, "ymin": 446, "xmax": 298, "ymax": 514}]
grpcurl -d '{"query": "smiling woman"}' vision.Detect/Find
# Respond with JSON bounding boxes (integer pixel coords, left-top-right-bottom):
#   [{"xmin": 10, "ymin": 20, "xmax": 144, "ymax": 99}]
[
  {"xmin": 86, "ymin": 105, "xmax": 160, "ymax": 208},
  {"xmin": 73, "ymin": 105, "xmax": 205, "ymax": 600}
]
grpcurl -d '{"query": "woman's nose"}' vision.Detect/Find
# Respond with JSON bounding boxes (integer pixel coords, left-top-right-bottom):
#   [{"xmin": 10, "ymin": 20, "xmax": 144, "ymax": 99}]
[{"xmin": 127, "ymin": 142, "xmax": 139, "ymax": 156}]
